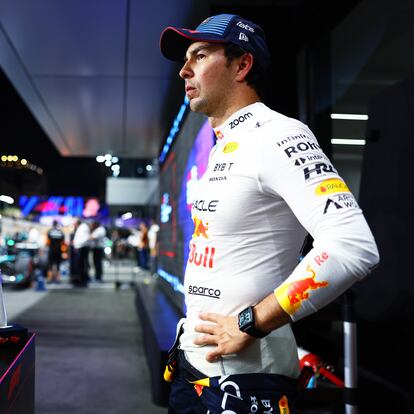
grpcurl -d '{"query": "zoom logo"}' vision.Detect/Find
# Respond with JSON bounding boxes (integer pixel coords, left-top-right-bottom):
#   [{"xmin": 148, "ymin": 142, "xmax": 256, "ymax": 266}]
[
  {"xmin": 229, "ymin": 112, "xmax": 252, "ymax": 129},
  {"xmin": 188, "ymin": 285, "xmax": 221, "ymax": 299}
]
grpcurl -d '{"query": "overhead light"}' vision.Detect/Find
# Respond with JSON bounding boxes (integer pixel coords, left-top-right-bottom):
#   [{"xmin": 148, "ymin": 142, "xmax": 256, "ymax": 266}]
[
  {"xmin": 96, "ymin": 155, "xmax": 105, "ymax": 163},
  {"xmin": 331, "ymin": 113, "xmax": 368, "ymax": 121},
  {"xmin": 0, "ymin": 195, "xmax": 14, "ymax": 204},
  {"xmin": 331, "ymin": 138, "xmax": 366, "ymax": 145},
  {"xmin": 111, "ymin": 156, "xmax": 119, "ymax": 163},
  {"xmin": 121, "ymin": 212, "xmax": 132, "ymax": 220},
  {"xmin": 7, "ymin": 155, "xmax": 13, "ymax": 161},
  {"xmin": 1, "ymin": 155, "xmax": 7, "ymax": 162},
  {"xmin": 111, "ymin": 164, "xmax": 120, "ymax": 171},
  {"xmin": 146, "ymin": 165, "xmax": 153, "ymax": 171},
  {"xmin": 104, "ymin": 153, "xmax": 112, "ymax": 161},
  {"xmin": 21, "ymin": 159, "xmax": 27, "ymax": 165},
  {"xmin": 105, "ymin": 160, "xmax": 112, "ymax": 167}
]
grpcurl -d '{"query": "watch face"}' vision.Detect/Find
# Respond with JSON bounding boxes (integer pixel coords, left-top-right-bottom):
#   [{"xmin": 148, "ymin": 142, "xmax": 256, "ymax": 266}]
[{"xmin": 239, "ymin": 308, "xmax": 253, "ymax": 326}]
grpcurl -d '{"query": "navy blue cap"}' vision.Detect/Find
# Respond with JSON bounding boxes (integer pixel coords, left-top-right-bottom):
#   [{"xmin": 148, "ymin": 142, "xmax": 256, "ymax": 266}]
[{"xmin": 160, "ymin": 14, "xmax": 270, "ymax": 69}]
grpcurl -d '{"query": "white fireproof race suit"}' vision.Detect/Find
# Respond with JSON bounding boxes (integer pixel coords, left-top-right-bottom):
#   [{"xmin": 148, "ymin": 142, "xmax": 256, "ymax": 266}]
[{"xmin": 179, "ymin": 101, "xmax": 379, "ymax": 379}]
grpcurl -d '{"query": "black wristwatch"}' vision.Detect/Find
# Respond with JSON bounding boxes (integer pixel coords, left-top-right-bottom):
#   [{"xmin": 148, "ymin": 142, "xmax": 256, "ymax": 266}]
[{"xmin": 237, "ymin": 306, "xmax": 269, "ymax": 338}]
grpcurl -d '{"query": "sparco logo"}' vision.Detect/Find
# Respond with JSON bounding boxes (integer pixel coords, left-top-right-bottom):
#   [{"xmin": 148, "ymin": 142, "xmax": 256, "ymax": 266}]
[
  {"xmin": 229, "ymin": 112, "xmax": 252, "ymax": 129},
  {"xmin": 284, "ymin": 141, "xmax": 321, "ymax": 158},
  {"xmin": 188, "ymin": 285, "xmax": 221, "ymax": 299}
]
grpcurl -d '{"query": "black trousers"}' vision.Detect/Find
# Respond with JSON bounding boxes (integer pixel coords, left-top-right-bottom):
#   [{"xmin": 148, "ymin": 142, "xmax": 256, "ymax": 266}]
[
  {"xmin": 93, "ymin": 248, "xmax": 104, "ymax": 280},
  {"xmin": 78, "ymin": 246, "xmax": 90, "ymax": 285},
  {"xmin": 168, "ymin": 351, "xmax": 298, "ymax": 414}
]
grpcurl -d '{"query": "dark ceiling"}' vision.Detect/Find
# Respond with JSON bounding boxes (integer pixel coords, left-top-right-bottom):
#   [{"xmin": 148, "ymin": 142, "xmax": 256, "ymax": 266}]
[{"xmin": 0, "ymin": 0, "xmax": 378, "ymax": 196}]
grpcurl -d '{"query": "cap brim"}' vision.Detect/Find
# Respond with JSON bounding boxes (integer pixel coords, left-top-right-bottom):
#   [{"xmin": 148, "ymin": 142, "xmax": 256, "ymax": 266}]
[{"xmin": 160, "ymin": 27, "xmax": 225, "ymax": 62}]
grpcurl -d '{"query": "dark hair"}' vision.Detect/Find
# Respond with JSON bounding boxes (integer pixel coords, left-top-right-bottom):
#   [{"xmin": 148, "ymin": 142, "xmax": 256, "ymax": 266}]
[{"xmin": 223, "ymin": 43, "xmax": 266, "ymax": 98}]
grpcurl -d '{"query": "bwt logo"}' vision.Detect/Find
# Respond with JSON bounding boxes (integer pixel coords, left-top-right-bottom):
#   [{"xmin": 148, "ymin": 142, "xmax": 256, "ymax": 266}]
[
  {"xmin": 188, "ymin": 285, "xmax": 221, "ymax": 299},
  {"xmin": 229, "ymin": 112, "xmax": 252, "ymax": 129}
]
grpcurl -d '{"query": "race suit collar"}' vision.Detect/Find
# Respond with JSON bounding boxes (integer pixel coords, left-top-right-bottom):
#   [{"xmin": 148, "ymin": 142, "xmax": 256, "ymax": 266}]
[{"xmin": 213, "ymin": 102, "xmax": 265, "ymax": 140}]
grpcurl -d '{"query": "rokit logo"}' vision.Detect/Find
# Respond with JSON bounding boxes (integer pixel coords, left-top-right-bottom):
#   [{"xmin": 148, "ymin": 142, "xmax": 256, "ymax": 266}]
[
  {"xmin": 188, "ymin": 285, "xmax": 221, "ymax": 299},
  {"xmin": 284, "ymin": 141, "xmax": 321, "ymax": 158},
  {"xmin": 229, "ymin": 112, "xmax": 252, "ymax": 129}
]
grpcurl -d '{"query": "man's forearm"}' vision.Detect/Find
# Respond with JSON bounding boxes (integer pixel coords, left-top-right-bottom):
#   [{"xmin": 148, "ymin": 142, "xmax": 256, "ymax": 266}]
[{"xmin": 253, "ymin": 293, "xmax": 291, "ymax": 333}]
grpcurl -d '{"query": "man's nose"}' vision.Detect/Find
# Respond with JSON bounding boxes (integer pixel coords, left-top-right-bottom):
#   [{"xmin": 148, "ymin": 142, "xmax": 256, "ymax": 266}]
[{"xmin": 179, "ymin": 60, "xmax": 193, "ymax": 79}]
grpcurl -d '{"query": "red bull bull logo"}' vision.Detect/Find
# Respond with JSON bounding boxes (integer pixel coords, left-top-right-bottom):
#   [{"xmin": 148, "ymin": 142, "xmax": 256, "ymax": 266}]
[
  {"xmin": 192, "ymin": 216, "xmax": 209, "ymax": 239},
  {"xmin": 274, "ymin": 265, "xmax": 329, "ymax": 315}
]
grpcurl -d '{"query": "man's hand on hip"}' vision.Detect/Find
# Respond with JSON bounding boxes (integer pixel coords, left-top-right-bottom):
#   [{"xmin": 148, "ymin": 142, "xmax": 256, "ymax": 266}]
[{"xmin": 194, "ymin": 312, "xmax": 255, "ymax": 363}]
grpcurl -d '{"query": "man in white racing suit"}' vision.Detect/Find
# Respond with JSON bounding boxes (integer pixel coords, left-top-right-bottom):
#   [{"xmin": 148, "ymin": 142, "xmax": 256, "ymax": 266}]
[{"xmin": 160, "ymin": 13, "xmax": 379, "ymax": 414}]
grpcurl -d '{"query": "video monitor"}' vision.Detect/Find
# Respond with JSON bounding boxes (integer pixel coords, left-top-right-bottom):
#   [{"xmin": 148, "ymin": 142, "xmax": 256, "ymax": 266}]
[{"xmin": 158, "ymin": 111, "xmax": 215, "ymax": 312}]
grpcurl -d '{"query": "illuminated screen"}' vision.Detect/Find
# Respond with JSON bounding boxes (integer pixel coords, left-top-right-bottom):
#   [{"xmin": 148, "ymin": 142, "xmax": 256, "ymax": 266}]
[
  {"xmin": 158, "ymin": 113, "xmax": 215, "ymax": 311},
  {"xmin": 18, "ymin": 195, "xmax": 108, "ymax": 220}
]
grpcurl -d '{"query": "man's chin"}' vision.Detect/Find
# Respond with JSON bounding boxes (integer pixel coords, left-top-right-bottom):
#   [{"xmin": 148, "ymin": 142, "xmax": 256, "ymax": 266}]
[{"xmin": 189, "ymin": 98, "xmax": 204, "ymax": 113}]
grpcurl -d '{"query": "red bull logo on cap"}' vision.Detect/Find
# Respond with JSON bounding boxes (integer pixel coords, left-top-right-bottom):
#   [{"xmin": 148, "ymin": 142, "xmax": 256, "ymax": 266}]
[{"xmin": 274, "ymin": 265, "xmax": 329, "ymax": 315}]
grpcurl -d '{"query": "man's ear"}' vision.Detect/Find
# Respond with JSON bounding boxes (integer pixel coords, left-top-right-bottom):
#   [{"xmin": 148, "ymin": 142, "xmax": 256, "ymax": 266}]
[{"xmin": 235, "ymin": 53, "xmax": 254, "ymax": 82}]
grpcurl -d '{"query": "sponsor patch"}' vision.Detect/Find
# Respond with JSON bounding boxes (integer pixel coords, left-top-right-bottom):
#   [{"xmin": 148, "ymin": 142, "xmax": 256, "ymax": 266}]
[
  {"xmin": 192, "ymin": 216, "xmax": 209, "ymax": 238},
  {"xmin": 275, "ymin": 133, "xmax": 310, "ymax": 147},
  {"xmin": 215, "ymin": 130, "xmax": 224, "ymax": 139},
  {"xmin": 223, "ymin": 142, "xmax": 239, "ymax": 153},
  {"xmin": 279, "ymin": 395, "xmax": 290, "ymax": 414},
  {"xmin": 188, "ymin": 284, "xmax": 220, "ymax": 298},
  {"xmin": 323, "ymin": 194, "xmax": 359, "ymax": 214},
  {"xmin": 274, "ymin": 265, "xmax": 328, "ymax": 315},
  {"xmin": 229, "ymin": 112, "xmax": 252, "ymax": 129},
  {"xmin": 315, "ymin": 178, "xmax": 350, "ymax": 195},
  {"xmin": 303, "ymin": 162, "xmax": 337, "ymax": 181}
]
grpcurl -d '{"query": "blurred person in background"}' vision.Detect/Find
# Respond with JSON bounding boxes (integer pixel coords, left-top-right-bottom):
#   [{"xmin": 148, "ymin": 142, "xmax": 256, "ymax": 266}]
[
  {"xmin": 72, "ymin": 219, "xmax": 91, "ymax": 287},
  {"xmin": 148, "ymin": 219, "xmax": 160, "ymax": 275},
  {"xmin": 137, "ymin": 222, "xmax": 149, "ymax": 270},
  {"xmin": 46, "ymin": 220, "xmax": 64, "ymax": 283},
  {"xmin": 90, "ymin": 221, "xmax": 106, "ymax": 282},
  {"xmin": 69, "ymin": 219, "xmax": 80, "ymax": 281}
]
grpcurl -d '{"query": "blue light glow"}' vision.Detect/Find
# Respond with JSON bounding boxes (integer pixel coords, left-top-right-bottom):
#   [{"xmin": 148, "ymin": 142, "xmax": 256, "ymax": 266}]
[
  {"xmin": 158, "ymin": 268, "xmax": 185, "ymax": 294},
  {"xmin": 159, "ymin": 96, "xmax": 189, "ymax": 163}
]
